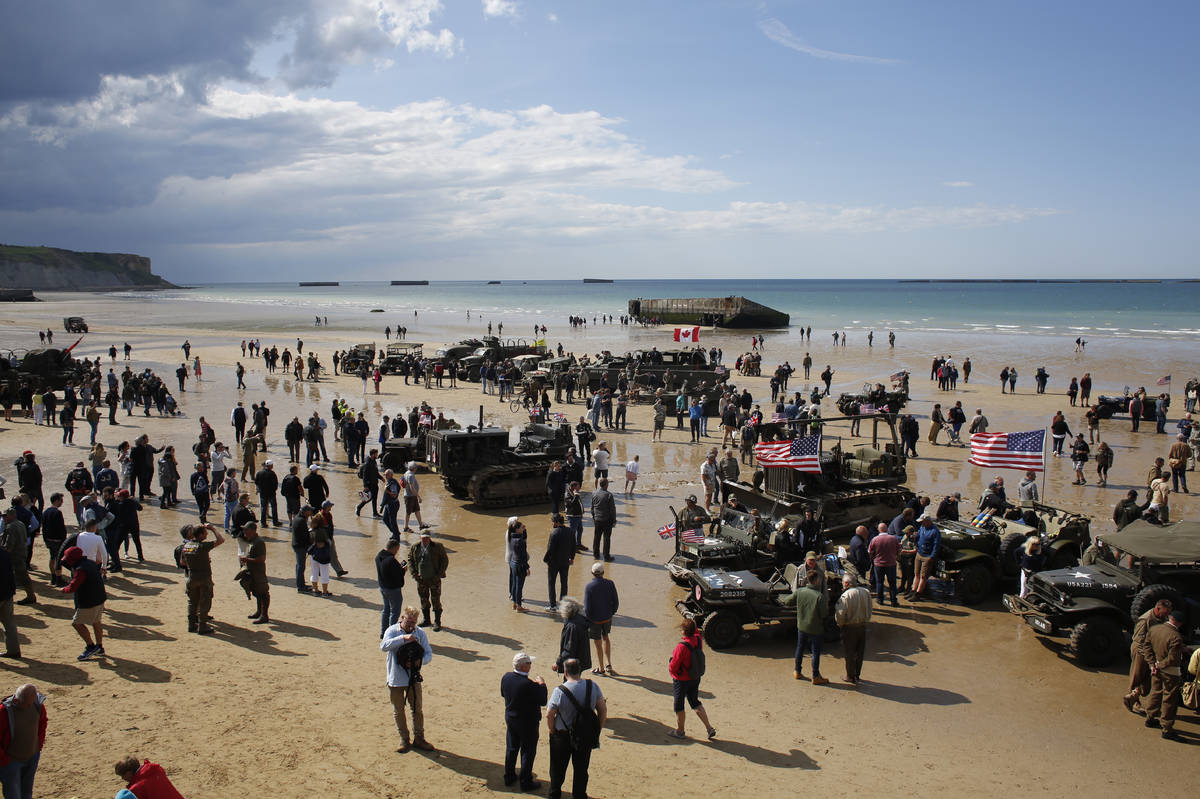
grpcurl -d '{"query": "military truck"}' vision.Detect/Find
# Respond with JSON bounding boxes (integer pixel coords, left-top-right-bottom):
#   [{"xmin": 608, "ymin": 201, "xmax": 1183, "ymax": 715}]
[
  {"xmin": 934, "ymin": 505, "xmax": 1092, "ymax": 605},
  {"xmin": 434, "ymin": 337, "xmax": 485, "ymax": 363},
  {"xmin": 63, "ymin": 316, "xmax": 88, "ymax": 333},
  {"xmin": 1003, "ymin": 520, "xmax": 1200, "ymax": 666},
  {"xmin": 1093, "ymin": 388, "xmax": 1158, "ymax": 421},
  {"xmin": 340, "ymin": 342, "xmax": 376, "ymax": 373},
  {"xmin": 676, "ymin": 558, "xmax": 848, "ymax": 649},
  {"xmin": 835, "ymin": 382, "xmax": 909, "ymax": 416},
  {"xmin": 377, "ymin": 343, "xmax": 423, "ymax": 375},
  {"xmin": 725, "ymin": 414, "xmax": 913, "ymax": 537},
  {"xmin": 424, "ymin": 421, "xmax": 572, "ymax": 507},
  {"xmin": 455, "ymin": 338, "xmax": 546, "ymax": 381}
]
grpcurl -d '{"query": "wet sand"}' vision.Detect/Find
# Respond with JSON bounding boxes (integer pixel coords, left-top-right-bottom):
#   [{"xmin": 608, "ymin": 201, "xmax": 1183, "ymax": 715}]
[{"xmin": 0, "ymin": 294, "xmax": 1196, "ymax": 797}]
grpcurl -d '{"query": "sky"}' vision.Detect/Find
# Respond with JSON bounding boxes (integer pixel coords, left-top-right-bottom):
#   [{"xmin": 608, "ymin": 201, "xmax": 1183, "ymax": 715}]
[{"xmin": 0, "ymin": 1, "xmax": 1196, "ymax": 282}]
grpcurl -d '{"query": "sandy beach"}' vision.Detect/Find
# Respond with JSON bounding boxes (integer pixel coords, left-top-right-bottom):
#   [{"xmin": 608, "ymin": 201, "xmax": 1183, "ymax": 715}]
[{"xmin": 0, "ymin": 292, "xmax": 1196, "ymax": 797}]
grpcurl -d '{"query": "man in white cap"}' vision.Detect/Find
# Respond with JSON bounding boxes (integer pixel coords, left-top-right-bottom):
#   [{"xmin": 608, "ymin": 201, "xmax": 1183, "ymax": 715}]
[
  {"xmin": 909, "ymin": 514, "xmax": 941, "ymax": 601},
  {"xmin": 302, "ymin": 463, "xmax": 329, "ymax": 508},
  {"xmin": 254, "ymin": 459, "xmax": 280, "ymax": 528},
  {"xmin": 500, "ymin": 651, "xmax": 547, "ymax": 790}
]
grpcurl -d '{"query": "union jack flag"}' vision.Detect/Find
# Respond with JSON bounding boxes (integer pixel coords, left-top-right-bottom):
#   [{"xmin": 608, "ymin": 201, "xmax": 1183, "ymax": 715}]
[
  {"xmin": 680, "ymin": 528, "xmax": 705, "ymax": 544},
  {"xmin": 754, "ymin": 434, "xmax": 822, "ymax": 473},
  {"xmin": 657, "ymin": 522, "xmax": 675, "ymax": 540}
]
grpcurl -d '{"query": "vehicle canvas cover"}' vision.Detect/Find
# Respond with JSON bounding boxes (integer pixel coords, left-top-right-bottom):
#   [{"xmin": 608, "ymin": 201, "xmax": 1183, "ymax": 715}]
[{"xmin": 1101, "ymin": 521, "xmax": 1200, "ymax": 564}]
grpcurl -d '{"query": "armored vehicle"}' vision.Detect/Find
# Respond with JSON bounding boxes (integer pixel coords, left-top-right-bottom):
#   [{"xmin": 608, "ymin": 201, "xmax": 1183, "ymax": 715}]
[
  {"xmin": 665, "ymin": 505, "xmax": 779, "ymax": 586},
  {"xmin": 434, "ymin": 338, "xmax": 485, "ymax": 363},
  {"xmin": 676, "ymin": 558, "xmax": 848, "ymax": 649},
  {"xmin": 340, "ymin": 342, "xmax": 376, "ymax": 372},
  {"xmin": 377, "ymin": 343, "xmax": 423, "ymax": 375},
  {"xmin": 1003, "ymin": 520, "xmax": 1200, "ymax": 666},
  {"xmin": 63, "ymin": 316, "xmax": 88, "ymax": 333},
  {"xmin": 725, "ymin": 414, "xmax": 913, "ymax": 537},
  {"xmin": 456, "ymin": 338, "xmax": 546, "ymax": 381},
  {"xmin": 934, "ymin": 504, "xmax": 1092, "ymax": 605},
  {"xmin": 424, "ymin": 421, "xmax": 573, "ymax": 507},
  {"xmin": 0, "ymin": 347, "xmax": 90, "ymax": 391}
]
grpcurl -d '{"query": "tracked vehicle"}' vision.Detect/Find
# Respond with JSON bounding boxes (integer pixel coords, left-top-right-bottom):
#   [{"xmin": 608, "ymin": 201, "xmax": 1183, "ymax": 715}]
[
  {"xmin": 424, "ymin": 421, "xmax": 573, "ymax": 507},
  {"xmin": 0, "ymin": 347, "xmax": 90, "ymax": 391}
]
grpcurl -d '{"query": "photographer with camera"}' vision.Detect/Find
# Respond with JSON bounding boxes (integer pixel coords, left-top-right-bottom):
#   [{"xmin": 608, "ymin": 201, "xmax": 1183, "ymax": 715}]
[{"xmin": 381, "ymin": 606, "xmax": 434, "ymax": 753}]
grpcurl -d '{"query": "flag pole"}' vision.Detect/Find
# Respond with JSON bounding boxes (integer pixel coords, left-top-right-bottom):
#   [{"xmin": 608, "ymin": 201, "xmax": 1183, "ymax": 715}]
[{"xmin": 1040, "ymin": 428, "xmax": 1048, "ymax": 504}]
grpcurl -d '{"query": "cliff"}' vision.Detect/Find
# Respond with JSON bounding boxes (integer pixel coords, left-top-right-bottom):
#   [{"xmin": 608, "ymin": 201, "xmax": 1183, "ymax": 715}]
[{"xmin": 0, "ymin": 244, "xmax": 176, "ymax": 290}]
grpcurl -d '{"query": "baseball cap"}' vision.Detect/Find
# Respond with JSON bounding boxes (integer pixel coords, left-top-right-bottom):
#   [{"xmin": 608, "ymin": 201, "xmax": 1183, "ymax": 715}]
[
  {"xmin": 300, "ymin": 504, "xmax": 314, "ymax": 513},
  {"xmin": 321, "ymin": 500, "xmax": 334, "ymax": 508},
  {"xmin": 61, "ymin": 547, "xmax": 84, "ymax": 566},
  {"xmin": 265, "ymin": 459, "xmax": 274, "ymax": 466},
  {"xmin": 1170, "ymin": 610, "xmax": 1187, "ymax": 624},
  {"xmin": 309, "ymin": 464, "xmax": 321, "ymax": 471},
  {"xmin": 419, "ymin": 529, "xmax": 432, "ymax": 538}
]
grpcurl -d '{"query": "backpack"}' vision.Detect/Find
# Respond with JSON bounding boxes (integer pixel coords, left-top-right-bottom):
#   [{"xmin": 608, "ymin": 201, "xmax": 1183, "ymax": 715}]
[
  {"xmin": 684, "ymin": 639, "xmax": 706, "ymax": 680},
  {"xmin": 560, "ymin": 680, "xmax": 600, "ymax": 751}
]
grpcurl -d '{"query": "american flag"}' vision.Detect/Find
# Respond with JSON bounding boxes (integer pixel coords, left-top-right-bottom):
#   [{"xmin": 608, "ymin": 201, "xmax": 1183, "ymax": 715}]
[
  {"xmin": 890, "ymin": 371, "xmax": 905, "ymax": 381},
  {"xmin": 770, "ymin": 412, "xmax": 788, "ymax": 423},
  {"xmin": 968, "ymin": 430, "xmax": 1045, "ymax": 471},
  {"xmin": 657, "ymin": 522, "xmax": 675, "ymax": 540},
  {"xmin": 859, "ymin": 403, "xmax": 876, "ymax": 415},
  {"xmin": 680, "ymin": 528, "xmax": 705, "ymax": 544},
  {"xmin": 754, "ymin": 434, "xmax": 822, "ymax": 473},
  {"xmin": 1157, "ymin": 375, "xmax": 1171, "ymax": 387}
]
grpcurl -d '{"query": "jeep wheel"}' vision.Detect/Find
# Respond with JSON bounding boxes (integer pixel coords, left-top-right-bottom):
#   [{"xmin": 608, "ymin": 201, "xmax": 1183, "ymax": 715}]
[
  {"xmin": 1069, "ymin": 616, "xmax": 1125, "ymax": 666},
  {"xmin": 1130, "ymin": 584, "xmax": 1185, "ymax": 621},
  {"xmin": 702, "ymin": 611, "xmax": 742, "ymax": 650},
  {"xmin": 998, "ymin": 532, "xmax": 1026, "ymax": 578},
  {"xmin": 954, "ymin": 563, "xmax": 993, "ymax": 605}
]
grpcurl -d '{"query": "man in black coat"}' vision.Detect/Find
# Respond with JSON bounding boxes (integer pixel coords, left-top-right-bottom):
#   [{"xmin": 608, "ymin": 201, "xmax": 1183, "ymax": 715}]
[
  {"xmin": 231, "ymin": 402, "xmax": 247, "ymax": 444},
  {"xmin": 544, "ymin": 513, "xmax": 575, "ymax": 612},
  {"xmin": 284, "ymin": 417, "xmax": 304, "ymax": 463},
  {"xmin": 16, "ymin": 452, "xmax": 44, "ymax": 510},
  {"xmin": 500, "ymin": 652, "xmax": 547, "ymax": 791},
  {"xmin": 254, "ymin": 461, "xmax": 280, "ymax": 527},
  {"xmin": 357, "ymin": 450, "xmax": 382, "ymax": 517}
]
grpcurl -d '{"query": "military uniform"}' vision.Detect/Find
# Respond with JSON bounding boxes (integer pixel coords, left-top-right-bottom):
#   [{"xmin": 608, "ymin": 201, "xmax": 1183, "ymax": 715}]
[
  {"xmin": 181, "ymin": 539, "xmax": 217, "ymax": 633},
  {"xmin": 1143, "ymin": 620, "xmax": 1184, "ymax": 735},
  {"xmin": 408, "ymin": 537, "xmax": 449, "ymax": 630},
  {"xmin": 1126, "ymin": 608, "xmax": 1166, "ymax": 709}
]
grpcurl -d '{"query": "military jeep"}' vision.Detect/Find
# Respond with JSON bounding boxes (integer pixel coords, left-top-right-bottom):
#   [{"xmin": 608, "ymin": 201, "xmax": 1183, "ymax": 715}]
[
  {"xmin": 63, "ymin": 316, "xmax": 88, "ymax": 333},
  {"xmin": 1003, "ymin": 520, "xmax": 1200, "ymax": 666},
  {"xmin": 664, "ymin": 505, "xmax": 781, "ymax": 586},
  {"xmin": 676, "ymin": 558, "xmax": 848, "ymax": 649},
  {"xmin": 935, "ymin": 504, "xmax": 1091, "ymax": 605}
]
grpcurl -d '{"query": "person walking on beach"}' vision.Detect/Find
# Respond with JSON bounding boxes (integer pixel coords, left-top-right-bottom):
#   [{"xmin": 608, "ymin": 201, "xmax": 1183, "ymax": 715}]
[
  {"xmin": 589, "ymin": 479, "xmax": 616, "ymax": 562},
  {"xmin": 781, "ymin": 570, "xmax": 829, "ymax": 684},
  {"xmin": 583, "ymin": 562, "xmax": 618, "ymax": 675},
  {"xmin": 59, "ymin": 546, "xmax": 106, "ymax": 660},
  {"xmin": 544, "ymin": 514, "xmax": 575, "ymax": 613},
  {"xmin": 1070, "ymin": 434, "xmax": 1090, "ymax": 485},
  {"xmin": 180, "ymin": 523, "xmax": 223, "ymax": 634},
  {"xmin": 820, "ymin": 366, "xmax": 833, "ymax": 397},
  {"xmin": 382, "ymin": 606, "xmax": 435, "ymax": 753},
  {"xmin": 667, "ymin": 619, "xmax": 716, "ymax": 740},
  {"xmin": 1168, "ymin": 434, "xmax": 1190, "ymax": 493},
  {"xmin": 1096, "ymin": 442, "xmax": 1114, "ymax": 487},
  {"xmin": 240, "ymin": 523, "xmax": 271, "ymax": 624}
]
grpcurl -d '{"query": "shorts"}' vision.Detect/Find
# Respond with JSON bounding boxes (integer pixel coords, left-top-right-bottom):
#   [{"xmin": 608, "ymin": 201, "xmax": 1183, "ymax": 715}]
[
  {"xmin": 594, "ymin": 468, "xmax": 609, "ymax": 480},
  {"xmin": 625, "ymin": 471, "xmax": 638, "ymax": 483},
  {"xmin": 404, "ymin": 496, "xmax": 420, "ymax": 514},
  {"xmin": 672, "ymin": 678, "xmax": 702, "ymax": 712},
  {"xmin": 915, "ymin": 555, "xmax": 934, "ymax": 579},
  {"xmin": 73, "ymin": 603, "xmax": 105, "ymax": 626},
  {"xmin": 311, "ymin": 561, "xmax": 331, "ymax": 584},
  {"xmin": 588, "ymin": 619, "xmax": 612, "ymax": 640}
]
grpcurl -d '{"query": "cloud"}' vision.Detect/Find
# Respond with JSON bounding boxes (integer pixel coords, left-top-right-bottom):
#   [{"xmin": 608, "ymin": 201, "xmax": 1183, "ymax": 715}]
[
  {"xmin": 547, "ymin": 12, "xmax": 558, "ymax": 23},
  {"xmin": 759, "ymin": 18, "xmax": 899, "ymax": 65},
  {"xmin": 0, "ymin": 0, "xmax": 456, "ymax": 103},
  {"xmin": 943, "ymin": 180, "xmax": 974, "ymax": 188},
  {"xmin": 483, "ymin": 0, "xmax": 519, "ymax": 18}
]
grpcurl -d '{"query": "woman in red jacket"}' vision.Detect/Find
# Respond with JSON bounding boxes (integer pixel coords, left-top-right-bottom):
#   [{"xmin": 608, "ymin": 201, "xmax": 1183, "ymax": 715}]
[
  {"xmin": 667, "ymin": 619, "xmax": 716, "ymax": 740},
  {"xmin": 114, "ymin": 756, "xmax": 185, "ymax": 799}
]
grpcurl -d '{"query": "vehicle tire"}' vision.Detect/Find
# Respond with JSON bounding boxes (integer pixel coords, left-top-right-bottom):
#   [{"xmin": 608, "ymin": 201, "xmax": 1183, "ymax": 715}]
[
  {"xmin": 998, "ymin": 532, "xmax": 1026, "ymax": 578},
  {"xmin": 1048, "ymin": 544, "xmax": 1078, "ymax": 570},
  {"xmin": 1129, "ymin": 584, "xmax": 1185, "ymax": 622},
  {"xmin": 1069, "ymin": 616, "xmax": 1125, "ymax": 666},
  {"xmin": 702, "ymin": 611, "xmax": 742, "ymax": 650},
  {"xmin": 954, "ymin": 563, "xmax": 993, "ymax": 605}
]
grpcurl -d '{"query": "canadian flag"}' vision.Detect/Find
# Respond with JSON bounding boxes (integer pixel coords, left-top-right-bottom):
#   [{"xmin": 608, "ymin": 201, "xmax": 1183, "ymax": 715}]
[{"xmin": 674, "ymin": 326, "xmax": 700, "ymax": 343}]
